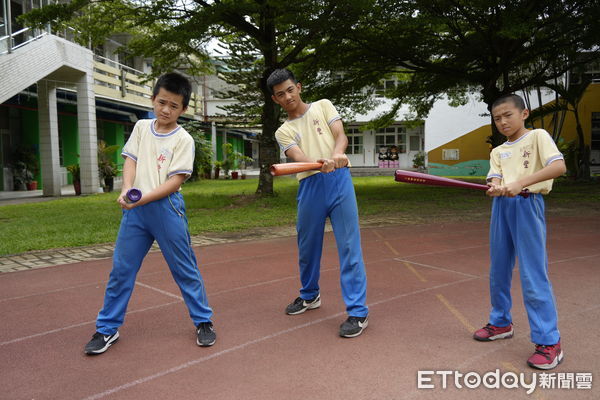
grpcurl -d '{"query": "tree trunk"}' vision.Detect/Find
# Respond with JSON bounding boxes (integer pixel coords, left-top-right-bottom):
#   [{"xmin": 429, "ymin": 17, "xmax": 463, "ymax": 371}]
[
  {"xmin": 573, "ymin": 110, "xmax": 591, "ymax": 180},
  {"xmin": 482, "ymin": 87, "xmax": 505, "ymax": 149},
  {"xmin": 255, "ymin": 71, "xmax": 282, "ymax": 196}
]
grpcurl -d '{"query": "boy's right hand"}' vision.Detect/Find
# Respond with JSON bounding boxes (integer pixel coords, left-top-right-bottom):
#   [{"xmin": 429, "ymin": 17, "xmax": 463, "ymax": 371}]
[
  {"xmin": 117, "ymin": 191, "xmax": 135, "ymax": 209},
  {"xmin": 486, "ymin": 183, "xmax": 504, "ymax": 197}
]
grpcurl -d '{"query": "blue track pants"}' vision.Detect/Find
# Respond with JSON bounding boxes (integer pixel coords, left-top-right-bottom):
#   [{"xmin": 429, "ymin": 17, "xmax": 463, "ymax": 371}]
[
  {"xmin": 296, "ymin": 167, "xmax": 368, "ymax": 317},
  {"xmin": 96, "ymin": 192, "xmax": 213, "ymax": 335},
  {"xmin": 488, "ymin": 194, "xmax": 560, "ymax": 345}
]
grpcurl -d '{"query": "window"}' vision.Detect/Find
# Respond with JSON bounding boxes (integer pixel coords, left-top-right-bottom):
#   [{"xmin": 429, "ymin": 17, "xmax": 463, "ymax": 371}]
[
  {"xmin": 346, "ymin": 127, "xmax": 363, "ymax": 154},
  {"xmin": 591, "ymin": 112, "xmax": 600, "ymax": 165},
  {"xmin": 375, "ymin": 126, "xmax": 406, "ymax": 153},
  {"xmin": 592, "ymin": 112, "xmax": 600, "ymax": 150},
  {"xmin": 409, "ymin": 136, "xmax": 421, "ymax": 151},
  {"xmin": 374, "ymin": 78, "xmax": 398, "ymax": 98},
  {"xmin": 442, "ymin": 149, "xmax": 460, "ymax": 161}
]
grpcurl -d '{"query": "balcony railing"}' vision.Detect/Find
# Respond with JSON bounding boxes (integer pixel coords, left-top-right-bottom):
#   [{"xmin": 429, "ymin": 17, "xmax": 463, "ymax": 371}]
[{"xmin": 93, "ymin": 55, "xmax": 202, "ymax": 117}]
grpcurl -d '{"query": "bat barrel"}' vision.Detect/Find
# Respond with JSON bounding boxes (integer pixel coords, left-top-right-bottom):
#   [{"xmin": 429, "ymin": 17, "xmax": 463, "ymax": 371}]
[
  {"xmin": 394, "ymin": 170, "xmax": 530, "ymax": 197},
  {"xmin": 394, "ymin": 170, "xmax": 488, "ymax": 191}
]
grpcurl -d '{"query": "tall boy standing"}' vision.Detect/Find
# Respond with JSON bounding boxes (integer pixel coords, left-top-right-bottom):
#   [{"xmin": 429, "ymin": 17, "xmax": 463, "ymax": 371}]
[
  {"xmin": 267, "ymin": 69, "xmax": 369, "ymax": 338},
  {"xmin": 84, "ymin": 72, "xmax": 216, "ymax": 354},
  {"xmin": 474, "ymin": 94, "xmax": 566, "ymax": 370}
]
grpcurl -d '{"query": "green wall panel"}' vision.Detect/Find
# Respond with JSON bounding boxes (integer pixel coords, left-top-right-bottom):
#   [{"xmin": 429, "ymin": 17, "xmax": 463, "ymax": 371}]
[{"xmin": 427, "ymin": 160, "xmax": 490, "ymax": 177}]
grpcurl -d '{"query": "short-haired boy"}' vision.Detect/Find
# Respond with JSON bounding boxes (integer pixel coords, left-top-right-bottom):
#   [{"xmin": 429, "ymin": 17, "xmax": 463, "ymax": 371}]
[
  {"xmin": 267, "ymin": 68, "xmax": 369, "ymax": 338},
  {"xmin": 84, "ymin": 72, "xmax": 216, "ymax": 354},
  {"xmin": 474, "ymin": 94, "xmax": 566, "ymax": 370}
]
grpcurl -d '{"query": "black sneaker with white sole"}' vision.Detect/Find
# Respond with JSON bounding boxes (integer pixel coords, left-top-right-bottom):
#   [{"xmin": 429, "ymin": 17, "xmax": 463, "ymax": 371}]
[
  {"xmin": 84, "ymin": 331, "xmax": 119, "ymax": 355},
  {"xmin": 196, "ymin": 322, "xmax": 216, "ymax": 347},
  {"xmin": 339, "ymin": 316, "xmax": 368, "ymax": 338},
  {"xmin": 285, "ymin": 294, "xmax": 321, "ymax": 315}
]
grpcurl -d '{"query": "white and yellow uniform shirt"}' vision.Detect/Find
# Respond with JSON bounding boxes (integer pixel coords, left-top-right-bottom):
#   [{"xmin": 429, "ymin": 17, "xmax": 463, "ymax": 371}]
[
  {"xmin": 487, "ymin": 129, "xmax": 564, "ymax": 194},
  {"xmin": 121, "ymin": 119, "xmax": 194, "ymax": 194},
  {"xmin": 275, "ymin": 99, "xmax": 349, "ymax": 181}
]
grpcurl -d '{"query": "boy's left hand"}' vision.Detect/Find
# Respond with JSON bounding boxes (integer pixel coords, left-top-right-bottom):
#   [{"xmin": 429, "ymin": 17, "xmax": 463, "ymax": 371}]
[
  {"xmin": 317, "ymin": 159, "xmax": 335, "ymax": 173},
  {"xmin": 331, "ymin": 153, "xmax": 349, "ymax": 169},
  {"xmin": 503, "ymin": 182, "xmax": 524, "ymax": 197}
]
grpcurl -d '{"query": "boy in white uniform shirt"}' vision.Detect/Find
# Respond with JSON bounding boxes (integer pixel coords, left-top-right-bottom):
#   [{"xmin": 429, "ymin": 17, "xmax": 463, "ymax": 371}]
[
  {"xmin": 473, "ymin": 94, "xmax": 566, "ymax": 370},
  {"xmin": 84, "ymin": 73, "xmax": 215, "ymax": 355},
  {"xmin": 267, "ymin": 69, "xmax": 369, "ymax": 338}
]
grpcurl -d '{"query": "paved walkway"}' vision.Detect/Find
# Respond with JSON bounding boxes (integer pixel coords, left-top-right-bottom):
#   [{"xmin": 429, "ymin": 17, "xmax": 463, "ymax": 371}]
[
  {"xmin": 0, "ymin": 228, "xmax": 297, "ymax": 273},
  {"xmin": 0, "ymin": 213, "xmax": 435, "ymax": 273}
]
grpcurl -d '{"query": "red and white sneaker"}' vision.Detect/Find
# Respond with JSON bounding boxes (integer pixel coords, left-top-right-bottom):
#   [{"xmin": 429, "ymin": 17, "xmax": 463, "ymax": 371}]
[
  {"xmin": 473, "ymin": 323, "xmax": 514, "ymax": 341},
  {"xmin": 527, "ymin": 343, "xmax": 563, "ymax": 370}
]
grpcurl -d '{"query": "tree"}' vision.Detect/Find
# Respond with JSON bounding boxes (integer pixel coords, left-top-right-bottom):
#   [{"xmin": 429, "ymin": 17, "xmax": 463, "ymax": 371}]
[
  {"xmin": 308, "ymin": 0, "xmax": 600, "ymax": 147},
  {"xmin": 24, "ymin": 0, "xmax": 374, "ymax": 195},
  {"xmin": 528, "ymin": 75, "xmax": 593, "ymax": 179}
]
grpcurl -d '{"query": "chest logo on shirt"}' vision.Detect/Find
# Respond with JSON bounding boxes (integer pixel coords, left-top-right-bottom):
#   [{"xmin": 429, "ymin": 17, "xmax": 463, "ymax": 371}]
[
  {"xmin": 520, "ymin": 145, "xmax": 532, "ymax": 168},
  {"xmin": 314, "ymin": 119, "xmax": 323, "ymax": 135},
  {"xmin": 499, "ymin": 152, "xmax": 511, "ymax": 160},
  {"xmin": 157, "ymin": 148, "xmax": 173, "ymax": 170}
]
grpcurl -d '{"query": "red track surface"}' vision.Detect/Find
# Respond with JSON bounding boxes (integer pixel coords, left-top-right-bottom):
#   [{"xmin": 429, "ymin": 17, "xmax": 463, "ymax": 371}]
[{"xmin": 1, "ymin": 216, "xmax": 599, "ymax": 399}]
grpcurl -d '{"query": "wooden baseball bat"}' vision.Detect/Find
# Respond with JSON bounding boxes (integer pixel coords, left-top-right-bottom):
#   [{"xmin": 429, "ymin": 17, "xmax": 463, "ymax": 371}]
[
  {"xmin": 270, "ymin": 162, "xmax": 323, "ymax": 176},
  {"xmin": 394, "ymin": 170, "xmax": 529, "ymax": 197}
]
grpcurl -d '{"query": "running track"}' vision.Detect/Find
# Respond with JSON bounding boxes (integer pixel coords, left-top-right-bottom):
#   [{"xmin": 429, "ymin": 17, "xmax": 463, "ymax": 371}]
[{"xmin": 1, "ymin": 216, "xmax": 599, "ymax": 399}]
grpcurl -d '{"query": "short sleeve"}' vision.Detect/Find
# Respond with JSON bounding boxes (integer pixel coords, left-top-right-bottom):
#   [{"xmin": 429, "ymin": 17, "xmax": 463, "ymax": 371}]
[
  {"xmin": 275, "ymin": 124, "xmax": 300, "ymax": 154},
  {"xmin": 536, "ymin": 130, "xmax": 564, "ymax": 166},
  {"xmin": 167, "ymin": 135, "xmax": 194, "ymax": 179},
  {"xmin": 122, "ymin": 121, "xmax": 141, "ymax": 161},
  {"xmin": 321, "ymin": 99, "xmax": 341, "ymax": 126},
  {"xmin": 487, "ymin": 149, "xmax": 502, "ymax": 181}
]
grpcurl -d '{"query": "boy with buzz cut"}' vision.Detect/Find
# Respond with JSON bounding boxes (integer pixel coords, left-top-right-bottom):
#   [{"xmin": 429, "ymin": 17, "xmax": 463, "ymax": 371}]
[
  {"xmin": 474, "ymin": 93, "xmax": 566, "ymax": 370},
  {"xmin": 84, "ymin": 72, "xmax": 216, "ymax": 355},
  {"xmin": 267, "ymin": 68, "xmax": 369, "ymax": 338}
]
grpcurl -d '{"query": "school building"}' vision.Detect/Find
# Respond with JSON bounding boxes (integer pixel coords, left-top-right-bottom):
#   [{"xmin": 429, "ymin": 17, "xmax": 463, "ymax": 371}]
[
  {"xmin": 2, "ymin": 2, "xmax": 598, "ymax": 195},
  {"xmin": 0, "ymin": 0, "xmax": 257, "ymax": 195},
  {"xmin": 346, "ymin": 68, "xmax": 600, "ymax": 175}
]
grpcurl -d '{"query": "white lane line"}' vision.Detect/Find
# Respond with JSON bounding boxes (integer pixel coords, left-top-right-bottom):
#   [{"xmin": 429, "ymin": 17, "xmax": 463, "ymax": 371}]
[
  {"xmin": 81, "ymin": 277, "xmax": 477, "ymax": 400},
  {"xmin": 0, "ymin": 301, "xmax": 181, "ymax": 347}
]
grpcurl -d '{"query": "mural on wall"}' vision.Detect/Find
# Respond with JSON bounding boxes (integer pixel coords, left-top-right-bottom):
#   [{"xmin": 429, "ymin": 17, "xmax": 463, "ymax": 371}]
[{"xmin": 428, "ymin": 160, "xmax": 490, "ymax": 176}]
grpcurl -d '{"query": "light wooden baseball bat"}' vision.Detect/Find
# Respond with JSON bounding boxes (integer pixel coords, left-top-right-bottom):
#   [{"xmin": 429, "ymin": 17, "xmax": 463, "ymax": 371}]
[{"xmin": 270, "ymin": 162, "xmax": 323, "ymax": 176}]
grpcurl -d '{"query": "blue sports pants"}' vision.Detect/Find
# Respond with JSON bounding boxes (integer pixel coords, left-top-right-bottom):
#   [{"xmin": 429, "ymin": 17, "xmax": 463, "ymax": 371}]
[
  {"xmin": 96, "ymin": 192, "xmax": 213, "ymax": 335},
  {"xmin": 296, "ymin": 167, "xmax": 368, "ymax": 317},
  {"xmin": 488, "ymin": 194, "xmax": 560, "ymax": 345}
]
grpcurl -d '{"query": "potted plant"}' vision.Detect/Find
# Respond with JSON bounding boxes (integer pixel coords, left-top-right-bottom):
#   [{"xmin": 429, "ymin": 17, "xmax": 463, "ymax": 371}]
[
  {"xmin": 181, "ymin": 121, "xmax": 214, "ymax": 180},
  {"xmin": 213, "ymin": 160, "xmax": 222, "ymax": 179},
  {"xmin": 412, "ymin": 151, "xmax": 426, "ymax": 172},
  {"xmin": 12, "ymin": 146, "xmax": 39, "ymax": 190},
  {"xmin": 67, "ymin": 164, "xmax": 81, "ymax": 195},
  {"xmin": 98, "ymin": 140, "xmax": 120, "ymax": 192},
  {"xmin": 234, "ymin": 152, "xmax": 253, "ymax": 180},
  {"xmin": 221, "ymin": 143, "xmax": 234, "ymax": 179},
  {"xmin": 11, "ymin": 161, "xmax": 30, "ymax": 191}
]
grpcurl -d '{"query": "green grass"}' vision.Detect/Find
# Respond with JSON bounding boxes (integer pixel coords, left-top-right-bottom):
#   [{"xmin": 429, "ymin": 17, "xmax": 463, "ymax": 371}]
[{"xmin": 1, "ymin": 176, "xmax": 598, "ymax": 256}]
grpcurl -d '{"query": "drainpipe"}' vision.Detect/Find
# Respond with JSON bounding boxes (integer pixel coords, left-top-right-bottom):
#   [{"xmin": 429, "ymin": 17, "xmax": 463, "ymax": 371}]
[{"xmin": 7, "ymin": 0, "xmax": 13, "ymax": 54}]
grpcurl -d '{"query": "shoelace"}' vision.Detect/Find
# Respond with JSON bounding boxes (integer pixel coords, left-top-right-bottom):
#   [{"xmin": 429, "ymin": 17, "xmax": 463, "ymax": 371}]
[
  {"xmin": 534, "ymin": 345, "xmax": 555, "ymax": 359},
  {"xmin": 197, "ymin": 323, "xmax": 213, "ymax": 334}
]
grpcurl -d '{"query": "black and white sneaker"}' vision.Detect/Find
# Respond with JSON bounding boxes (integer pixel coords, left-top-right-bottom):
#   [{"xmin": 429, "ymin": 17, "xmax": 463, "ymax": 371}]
[
  {"xmin": 285, "ymin": 294, "xmax": 321, "ymax": 315},
  {"xmin": 339, "ymin": 316, "xmax": 368, "ymax": 338},
  {"xmin": 84, "ymin": 331, "xmax": 119, "ymax": 355},
  {"xmin": 196, "ymin": 322, "xmax": 216, "ymax": 347}
]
